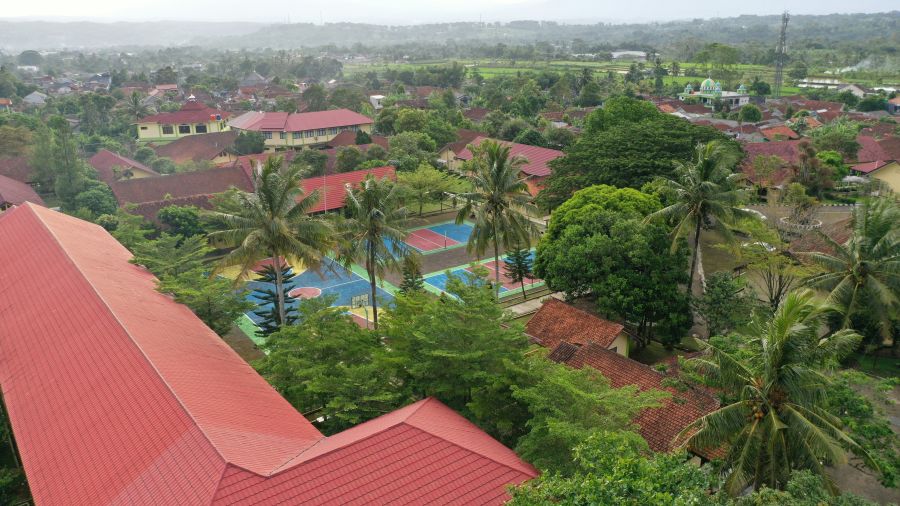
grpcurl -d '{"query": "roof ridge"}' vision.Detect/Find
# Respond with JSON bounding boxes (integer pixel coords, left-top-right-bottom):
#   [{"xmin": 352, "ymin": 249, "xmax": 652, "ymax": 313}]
[{"xmin": 26, "ymin": 203, "xmax": 231, "ymax": 470}]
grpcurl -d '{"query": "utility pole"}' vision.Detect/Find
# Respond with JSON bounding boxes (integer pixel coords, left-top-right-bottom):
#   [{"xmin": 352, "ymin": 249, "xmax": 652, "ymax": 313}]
[{"xmin": 773, "ymin": 11, "xmax": 790, "ymax": 99}]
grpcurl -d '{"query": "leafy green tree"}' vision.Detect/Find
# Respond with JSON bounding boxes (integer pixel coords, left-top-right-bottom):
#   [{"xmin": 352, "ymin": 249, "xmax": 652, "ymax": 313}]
[
  {"xmin": 456, "ymin": 140, "xmax": 539, "ymax": 298},
  {"xmin": 256, "ymin": 296, "xmax": 398, "ymax": 434},
  {"xmin": 251, "ymin": 264, "xmax": 298, "ymax": 337},
  {"xmin": 808, "ymin": 118, "xmax": 861, "ymax": 159},
  {"xmin": 510, "ymin": 431, "xmax": 712, "ymax": 505},
  {"xmin": 337, "ymin": 175, "xmax": 409, "ymax": 329},
  {"xmin": 130, "ymin": 233, "xmax": 209, "ymax": 278},
  {"xmin": 750, "ymin": 77, "xmax": 771, "ymax": 96},
  {"xmin": 535, "ymin": 185, "xmax": 691, "ymax": 347},
  {"xmin": 503, "ymin": 247, "xmax": 534, "ymax": 299},
  {"xmin": 73, "ymin": 183, "xmax": 117, "ymax": 217},
  {"xmin": 816, "ymin": 150, "xmax": 849, "ymax": 181},
  {"xmin": 355, "ymin": 130, "xmax": 372, "ymax": 144},
  {"xmin": 207, "ymin": 157, "xmax": 334, "ymax": 328},
  {"xmin": 856, "ymin": 95, "xmax": 887, "ymax": 112},
  {"xmin": 157, "ymin": 205, "xmax": 205, "ymax": 237},
  {"xmin": 335, "ymin": 146, "xmax": 364, "ymax": 173},
  {"xmin": 685, "ymin": 290, "xmax": 868, "ymax": 495},
  {"xmin": 646, "ymin": 140, "xmax": 749, "ymax": 290},
  {"xmin": 791, "ymin": 142, "xmax": 834, "ymax": 197},
  {"xmin": 695, "ymin": 272, "xmax": 754, "ymax": 336},
  {"xmin": 125, "ymin": 91, "xmax": 149, "ymax": 120},
  {"xmin": 512, "ymin": 128, "xmax": 547, "ymax": 147},
  {"xmin": 157, "ymin": 269, "xmax": 253, "ymax": 336},
  {"xmin": 302, "ymin": 84, "xmax": 327, "ymax": 112},
  {"xmin": 738, "ymin": 104, "xmax": 762, "ymax": 123},
  {"xmin": 539, "ymin": 99, "xmax": 730, "ymax": 209},
  {"xmin": 233, "ymin": 131, "xmax": 266, "ymax": 155},
  {"xmin": 388, "ymin": 131, "xmax": 436, "ymax": 172},
  {"xmin": 512, "ymin": 360, "xmax": 664, "ymax": 473},
  {"xmin": 396, "ymin": 164, "xmax": 452, "ymax": 215},
  {"xmin": 801, "ymin": 199, "xmax": 900, "ymax": 346},
  {"xmin": 292, "ymin": 149, "xmax": 328, "ymax": 176},
  {"xmin": 544, "ymin": 127, "xmax": 575, "ymax": 150},
  {"xmin": 329, "ymin": 87, "xmax": 367, "ymax": 112}
]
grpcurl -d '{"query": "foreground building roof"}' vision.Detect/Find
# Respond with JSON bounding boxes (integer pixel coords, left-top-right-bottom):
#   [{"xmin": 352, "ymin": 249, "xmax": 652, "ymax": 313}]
[
  {"xmin": 110, "ymin": 165, "xmax": 254, "ymax": 205},
  {"xmin": 0, "ymin": 203, "xmax": 536, "ymax": 505},
  {"xmin": 525, "ymin": 299, "xmax": 624, "ymax": 350}
]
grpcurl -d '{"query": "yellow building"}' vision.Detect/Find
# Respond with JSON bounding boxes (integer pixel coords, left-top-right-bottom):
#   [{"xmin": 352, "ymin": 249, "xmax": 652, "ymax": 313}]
[
  {"xmin": 136, "ymin": 99, "xmax": 230, "ymax": 144},
  {"xmin": 228, "ymin": 109, "xmax": 374, "ymax": 150},
  {"xmin": 852, "ymin": 160, "xmax": 900, "ymax": 193}
]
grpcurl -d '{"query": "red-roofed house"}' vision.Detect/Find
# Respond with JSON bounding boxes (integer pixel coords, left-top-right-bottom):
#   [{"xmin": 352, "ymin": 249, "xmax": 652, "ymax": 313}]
[
  {"xmin": 136, "ymin": 99, "xmax": 231, "ymax": 143},
  {"xmin": 88, "ymin": 149, "xmax": 159, "ymax": 185},
  {"xmin": 759, "ymin": 124, "xmax": 799, "ymax": 141},
  {"xmin": 301, "ymin": 166, "xmax": 396, "ymax": 213},
  {"xmin": 325, "ymin": 129, "xmax": 389, "ymax": 150},
  {"xmin": 556, "ymin": 343, "xmax": 719, "ymax": 455},
  {"xmin": 525, "ymin": 299, "xmax": 630, "ymax": 357},
  {"xmin": 0, "ymin": 203, "xmax": 537, "ymax": 505},
  {"xmin": 0, "ymin": 98, "xmax": 11, "ymax": 112},
  {"xmin": 0, "ymin": 174, "xmax": 44, "ymax": 208},
  {"xmin": 152, "ymin": 130, "xmax": 239, "ymax": 164},
  {"xmin": 741, "ymin": 140, "xmax": 804, "ymax": 187},
  {"xmin": 850, "ymin": 160, "xmax": 900, "ymax": 193},
  {"xmin": 110, "ymin": 165, "xmax": 253, "ymax": 206},
  {"xmin": 443, "ymin": 136, "xmax": 564, "ymax": 195},
  {"xmin": 0, "ymin": 156, "xmax": 34, "ymax": 184},
  {"xmin": 229, "ymin": 109, "xmax": 374, "ymax": 150}
]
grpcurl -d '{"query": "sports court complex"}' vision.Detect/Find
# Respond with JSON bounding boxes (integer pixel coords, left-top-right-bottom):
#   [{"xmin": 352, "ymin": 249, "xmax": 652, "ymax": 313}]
[
  {"xmin": 422, "ymin": 251, "xmax": 543, "ymax": 297},
  {"xmin": 389, "ymin": 220, "xmax": 474, "ymax": 254}
]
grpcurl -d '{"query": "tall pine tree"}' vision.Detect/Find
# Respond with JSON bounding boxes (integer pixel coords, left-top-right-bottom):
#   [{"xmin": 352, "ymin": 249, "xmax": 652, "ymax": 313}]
[
  {"xmin": 504, "ymin": 247, "xmax": 534, "ymax": 300},
  {"xmin": 398, "ymin": 254, "xmax": 424, "ymax": 294},
  {"xmin": 252, "ymin": 264, "xmax": 298, "ymax": 337}
]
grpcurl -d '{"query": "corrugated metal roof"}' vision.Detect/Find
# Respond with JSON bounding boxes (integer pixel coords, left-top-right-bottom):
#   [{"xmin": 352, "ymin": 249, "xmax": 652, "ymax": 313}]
[
  {"xmin": 301, "ymin": 166, "xmax": 396, "ymax": 213},
  {"xmin": 456, "ymin": 137, "xmax": 563, "ymax": 177},
  {"xmin": 0, "ymin": 204, "xmax": 537, "ymax": 505},
  {"xmin": 229, "ymin": 109, "xmax": 373, "ymax": 133},
  {"xmin": 0, "ymin": 174, "xmax": 44, "ymax": 207}
]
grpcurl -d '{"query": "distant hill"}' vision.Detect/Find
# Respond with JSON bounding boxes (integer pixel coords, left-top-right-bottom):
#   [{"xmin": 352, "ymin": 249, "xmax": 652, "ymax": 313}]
[
  {"xmin": 0, "ymin": 12, "xmax": 897, "ymax": 51},
  {"xmin": 0, "ymin": 21, "xmax": 266, "ymax": 51}
]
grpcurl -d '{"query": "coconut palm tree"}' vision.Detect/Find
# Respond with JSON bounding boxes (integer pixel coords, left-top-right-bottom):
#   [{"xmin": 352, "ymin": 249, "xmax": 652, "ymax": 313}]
[
  {"xmin": 456, "ymin": 140, "xmax": 539, "ymax": 298},
  {"xmin": 801, "ymin": 198, "xmax": 900, "ymax": 345},
  {"xmin": 338, "ymin": 175, "xmax": 411, "ymax": 329},
  {"xmin": 207, "ymin": 156, "xmax": 334, "ymax": 327},
  {"xmin": 126, "ymin": 91, "xmax": 149, "ymax": 120},
  {"xmin": 646, "ymin": 140, "xmax": 750, "ymax": 291},
  {"xmin": 683, "ymin": 290, "xmax": 870, "ymax": 495}
]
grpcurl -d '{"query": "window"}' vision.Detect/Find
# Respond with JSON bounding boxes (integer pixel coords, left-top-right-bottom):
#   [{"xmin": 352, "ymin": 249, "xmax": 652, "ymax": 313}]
[
  {"xmin": 318, "ymin": 129, "xmax": 326, "ymax": 136},
  {"xmin": 140, "ymin": 126, "xmax": 148, "ymax": 131},
  {"xmin": 263, "ymin": 132, "xmax": 273, "ymax": 140},
  {"xmin": 279, "ymin": 132, "xmax": 286, "ymax": 140},
  {"xmin": 328, "ymin": 127, "xmax": 338, "ymax": 135},
  {"xmin": 293, "ymin": 132, "xmax": 301, "ymax": 139},
  {"xmin": 162, "ymin": 125, "xmax": 174, "ymax": 135},
  {"xmin": 305, "ymin": 130, "xmax": 314, "ymax": 138},
  {"xmin": 195, "ymin": 124, "xmax": 208, "ymax": 134},
  {"xmin": 178, "ymin": 124, "xmax": 191, "ymax": 134}
]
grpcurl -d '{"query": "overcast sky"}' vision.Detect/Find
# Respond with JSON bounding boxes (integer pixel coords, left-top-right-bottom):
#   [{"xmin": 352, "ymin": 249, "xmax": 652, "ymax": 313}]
[{"xmin": 1, "ymin": 0, "xmax": 895, "ymax": 24}]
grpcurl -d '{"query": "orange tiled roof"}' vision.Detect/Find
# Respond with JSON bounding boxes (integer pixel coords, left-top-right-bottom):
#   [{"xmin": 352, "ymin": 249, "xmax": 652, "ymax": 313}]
[{"xmin": 525, "ymin": 299, "xmax": 624, "ymax": 350}]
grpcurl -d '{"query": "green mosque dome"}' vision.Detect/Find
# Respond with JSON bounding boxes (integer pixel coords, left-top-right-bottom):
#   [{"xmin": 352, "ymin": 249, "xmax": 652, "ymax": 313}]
[{"xmin": 700, "ymin": 77, "xmax": 716, "ymax": 92}]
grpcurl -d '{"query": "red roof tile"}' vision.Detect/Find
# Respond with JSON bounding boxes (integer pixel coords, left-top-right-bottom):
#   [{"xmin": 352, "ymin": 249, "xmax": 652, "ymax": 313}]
[
  {"xmin": 463, "ymin": 107, "xmax": 491, "ymax": 121},
  {"xmin": 0, "ymin": 98, "xmax": 12, "ymax": 106},
  {"xmin": 153, "ymin": 130, "xmax": 239, "ymax": 163},
  {"xmin": 851, "ymin": 160, "xmax": 892, "ymax": 174},
  {"xmin": 139, "ymin": 100, "xmax": 230, "ymax": 125},
  {"xmin": 759, "ymin": 125, "xmax": 799, "ymax": 141},
  {"xmin": 0, "ymin": 156, "xmax": 33, "ymax": 183},
  {"xmin": 741, "ymin": 139, "xmax": 804, "ymax": 185},
  {"xmin": 325, "ymin": 129, "xmax": 389, "ymax": 150},
  {"xmin": 301, "ymin": 166, "xmax": 396, "ymax": 213},
  {"xmin": 856, "ymin": 135, "xmax": 890, "ymax": 163},
  {"xmin": 229, "ymin": 109, "xmax": 373, "ymax": 132},
  {"xmin": 0, "ymin": 174, "xmax": 43, "ymax": 207},
  {"xmin": 456, "ymin": 137, "xmax": 563, "ymax": 177},
  {"xmin": 0, "ymin": 204, "xmax": 537, "ymax": 505},
  {"xmin": 525, "ymin": 299, "xmax": 624, "ymax": 350},
  {"xmin": 88, "ymin": 149, "xmax": 158, "ymax": 184},
  {"xmin": 560, "ymin": 343, "xmax": 719, "ymax": 453},
  {"xmin": 110, "ymin": 165, "xmax": 253, "ymax": 205}
]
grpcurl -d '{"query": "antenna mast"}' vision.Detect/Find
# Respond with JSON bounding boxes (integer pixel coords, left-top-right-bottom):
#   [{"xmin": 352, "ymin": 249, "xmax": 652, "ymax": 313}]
[{"xmin": 773, "ymin": 11, "xmax": 789, "ymax": 98}]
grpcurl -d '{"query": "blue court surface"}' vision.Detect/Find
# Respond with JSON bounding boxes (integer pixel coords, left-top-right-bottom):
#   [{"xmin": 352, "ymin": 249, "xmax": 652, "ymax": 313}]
[
  {"xmin": 423, "ymin": 250, "xmax": 542, "ymax": 298},
  {"xmin": 386, "ymin": 221, "xmax": 474, "ymax": 254},
  {"xmin": 244, "ymin": 257, "xmax": 393, "ymax": 325}
]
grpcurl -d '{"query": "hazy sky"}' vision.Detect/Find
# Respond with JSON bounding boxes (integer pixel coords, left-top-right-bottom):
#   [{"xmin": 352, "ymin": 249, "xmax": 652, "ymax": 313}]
[{"xmin": 2, "ymin": 0, "xmax": 895, "ymax": 24}]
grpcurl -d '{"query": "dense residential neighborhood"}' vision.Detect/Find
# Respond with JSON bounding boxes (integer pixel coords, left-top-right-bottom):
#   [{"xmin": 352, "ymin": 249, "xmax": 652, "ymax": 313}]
[{"xmin": 0, "ymin": 6, "xmax": 898, "ymax": 506}]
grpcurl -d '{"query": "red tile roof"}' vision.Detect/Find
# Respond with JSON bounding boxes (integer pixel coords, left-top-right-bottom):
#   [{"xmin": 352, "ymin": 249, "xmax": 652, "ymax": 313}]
[
  {"xmin": 557, "ymin": 343, "xmax": 719, "ymax": 453},
  {"xmin": 0, "ymin": 98, "xmax": 12, "ymax": 106},
  {"xmin": 229, "ymin": 109, "xmax": 373, "ymax": 132},
  {"xmin": 139, "ymin": 100, "xmax": 230, "ymax": 125},
  {"xmin": 0, "ymin": 156, "xmax": 33, "ymax": 183},
  {"xmin": 110, "ymin": 165, "xmax": 253, "ymax": 205},
  {"xmin": 759, "ymin": 125, "xmax": 799, "ymax": 141},
  {"xmin": 0, "ymin": 203, "xmax": 537, "ymax": 505},
  {"xmin": 851, "ymin": 160, "xmax": 892, "ymax": 174},
  {"xmin": 301, "ymin": 166, "xmax": 396, "ymax": 213},
  {"xmin": 225, "ymin": 152, "xmax": 297, "ymax": 182},
  {"xmin": 153, "ymin": 130, "xmax": 239, "ymax": 163},
  {"xmin": 325, "ymin": 129, "xmax": 389, "ymax": 150},
  {"xmin": 0, "ymin": 174, "xmax": 43, "ymax": 207},
  {"xmin": 856, "ymin": 135, "xmax": 890, "ymax": 163},
  {"xmin": 88, "ymin": 149, "xmax": 158, "ymax": 184},
  {"xmin": 741, "ymin": 139, "xmax": 804, "ymax": 185},
  {"xmin": 525, "ymin": 299, "xmax": 625, "ymax": 350},
  {"xmin": 128, "ymin": 194, "xmax": 214, "ymax": 224},
  {"xmin": 456, "ymin": 137, "xmax": 564, "ymax": 177},
  {"xmin": 463, "ymin": 107, "xmax": 491, "ymax": 121}
]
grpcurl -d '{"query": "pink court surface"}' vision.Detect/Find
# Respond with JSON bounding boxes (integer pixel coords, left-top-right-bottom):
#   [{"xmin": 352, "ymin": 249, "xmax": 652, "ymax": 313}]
[
  {"xmin": 287, "ymin": 286, "xmax": 322, "ymax": 299},
  {"xmin": 470, "ymin": 260, "xmax": 526, "ymax": 291},
  {"xmin": 404, "ymin": 228, "xmax": 460, "ymax": 252}
]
